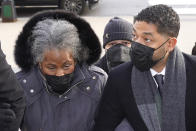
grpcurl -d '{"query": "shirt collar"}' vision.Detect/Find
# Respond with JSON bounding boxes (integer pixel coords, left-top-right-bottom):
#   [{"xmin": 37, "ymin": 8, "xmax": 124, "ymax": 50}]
[{"xmin": 150, "ymin": 67, "xmax": 166, "ymax": 77}]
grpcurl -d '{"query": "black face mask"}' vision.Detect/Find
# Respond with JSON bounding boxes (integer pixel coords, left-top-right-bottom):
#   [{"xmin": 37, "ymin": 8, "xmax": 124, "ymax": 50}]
[
  {"xmin": 45, "ymin": 73, "xmax": 74, "ymax": 95},
  {"xmin": 130, "ymin": 39, "xmax": 169, "ymax": 72},
  {"xmin": 106, "ymin": 44, "xmax": 131, "ymax": 71}
]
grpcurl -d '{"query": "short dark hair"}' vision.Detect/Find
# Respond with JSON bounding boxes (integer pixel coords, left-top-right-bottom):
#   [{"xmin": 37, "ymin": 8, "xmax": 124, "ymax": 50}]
[{"xmin": 134, "ymin": 4, "xmax": 180, "ymax": 38}]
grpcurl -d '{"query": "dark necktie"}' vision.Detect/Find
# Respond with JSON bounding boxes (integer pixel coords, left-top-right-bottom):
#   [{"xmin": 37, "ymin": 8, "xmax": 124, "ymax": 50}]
[
  {"xmin": 154, "ymin": 74, "xmax": 164, "ymax": 128},
  {"xmin": 154, "ymin": 74, "xmax": 164, "ymax": 97}
]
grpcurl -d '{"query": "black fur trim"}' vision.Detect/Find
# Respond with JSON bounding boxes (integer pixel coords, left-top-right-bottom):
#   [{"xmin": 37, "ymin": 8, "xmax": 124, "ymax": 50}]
[{"xmin": 14, "ymin": 10, "xmax": 101, "ymax": 72}]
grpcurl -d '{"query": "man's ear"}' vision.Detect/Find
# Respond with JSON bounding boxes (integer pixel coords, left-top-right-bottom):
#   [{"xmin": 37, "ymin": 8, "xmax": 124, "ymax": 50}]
[{"xmin": 168, "ymin": 37, "xmax": 177, "ymax": 52}]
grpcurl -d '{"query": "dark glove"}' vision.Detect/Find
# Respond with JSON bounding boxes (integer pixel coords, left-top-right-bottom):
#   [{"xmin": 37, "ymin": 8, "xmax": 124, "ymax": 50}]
[{"xmin": 0, "ymin": 103, "xmax": 16, "ymax": 128}]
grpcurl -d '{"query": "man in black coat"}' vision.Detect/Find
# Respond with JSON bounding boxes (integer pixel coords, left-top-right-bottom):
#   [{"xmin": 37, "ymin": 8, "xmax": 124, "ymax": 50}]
[
  {"xmin": 95, "ymin": 17, "xmax": 133, "ymax": 74},
  {"xmin": 93, "ymin": 4, "xmax": 196, "ymax": 131},
  {"xmin": 0, "ymin": 42, "xmax": 25, "ymax": 131}
]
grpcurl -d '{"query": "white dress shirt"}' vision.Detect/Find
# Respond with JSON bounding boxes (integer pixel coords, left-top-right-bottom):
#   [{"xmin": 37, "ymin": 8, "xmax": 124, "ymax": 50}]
[{"xmin": 150, "ymin": 67, "xmax": 166, "ymax": 88}]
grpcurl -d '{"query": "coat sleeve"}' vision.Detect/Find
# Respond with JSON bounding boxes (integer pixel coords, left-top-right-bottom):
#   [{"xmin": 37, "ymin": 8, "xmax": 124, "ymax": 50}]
[
  {"xmin": 0, "ymin": 44, "xmax": 25, "ymax": 131},
  {"xmin": 93, "ymin": 71, "xmax": 124, "ymax": 131}
]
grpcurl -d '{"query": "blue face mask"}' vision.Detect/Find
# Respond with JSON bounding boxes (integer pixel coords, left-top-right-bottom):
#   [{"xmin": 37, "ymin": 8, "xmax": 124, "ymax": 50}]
[
  {"xmin": 45, "ymin": 73, "xmax": 74, "ymax": 95},
  {"xmin": 130, "ymin": 39, "xmax": 170, "ymax": 72}
]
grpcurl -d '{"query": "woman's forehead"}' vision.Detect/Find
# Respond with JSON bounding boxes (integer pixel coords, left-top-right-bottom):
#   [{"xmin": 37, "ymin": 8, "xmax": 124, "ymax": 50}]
[{"xmin": 42, "ymin": 48, "xmax": 74, "ymax": 63}]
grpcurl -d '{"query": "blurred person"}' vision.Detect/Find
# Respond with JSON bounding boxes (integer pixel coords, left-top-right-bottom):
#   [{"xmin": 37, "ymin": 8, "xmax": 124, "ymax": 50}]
[
  {"xmin": 192, "ymin": 42, "xmax": 196, "ymax": 55},
  {"xmin": 0, "ymin": 41, "xmax": 25, "ymax": 131},
  {"xmin": 96, "ymin": 17, "xmax": 133, "ymax": 74},
  {"xmin": 14, "ymin": 10, "xmax": 107, "ymax": 131},
  {"xmin": 93, "ymin": 4, "xmax": 196, "ymax": 131}
]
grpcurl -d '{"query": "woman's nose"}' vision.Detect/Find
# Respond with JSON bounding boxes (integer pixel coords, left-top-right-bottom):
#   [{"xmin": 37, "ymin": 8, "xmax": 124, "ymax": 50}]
[{"xmin": 55, "ymin": 69, "xmax": 64, "ymax": 76}]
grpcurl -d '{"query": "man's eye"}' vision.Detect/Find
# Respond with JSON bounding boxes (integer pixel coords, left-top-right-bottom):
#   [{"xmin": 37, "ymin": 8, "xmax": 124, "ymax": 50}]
[
  {"xmin": 121, "ymin": 42, "xmax": 130, "ymax": 46},
  {"xmin": 110, "ymin": 43, "xmax": 116, "ymax": 46},
  {"xmin": 132, "ymin": 34, "xmax": 136, "ymax": 37},
  {"xmin": 121, "ymin": 42, "xmax": 127, "ymax": 44},
  {"xmin": 145, "ymin": 38, "xmax": 151, "ymax": 43},
  {"xmin": 132, "ymin": 34, "xmax": 137, "ymax": 41}
]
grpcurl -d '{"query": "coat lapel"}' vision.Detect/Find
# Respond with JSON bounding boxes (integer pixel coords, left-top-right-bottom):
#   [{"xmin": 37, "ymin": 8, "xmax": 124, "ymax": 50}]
[{"xmin": 117, "ymin": 62, "xmax": 148, "ymax": 131}]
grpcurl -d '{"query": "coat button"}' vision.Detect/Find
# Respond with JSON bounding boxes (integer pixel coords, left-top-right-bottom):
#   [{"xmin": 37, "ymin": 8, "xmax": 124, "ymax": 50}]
[
  {"xmin": 30, "ymin": 89, "xmax": 34, "ymax": 93},
  {"xmin": 92, "ymin": 76, "xmax": 96, "ymax": 80},
  {"xmin": 86, "ymin": 86, "xmax": 91, "ymax": 91},
  {"xmin": 23, "ymin": 79, "xmax": 27, "ymax": 83}
]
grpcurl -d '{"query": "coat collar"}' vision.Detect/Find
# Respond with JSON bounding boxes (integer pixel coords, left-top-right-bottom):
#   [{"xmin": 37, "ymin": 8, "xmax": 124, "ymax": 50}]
[
  {"xmin": 22, "ymin": 64, "xmax": 101, "ymax": 106},
  {"xmin": 23, "ymin": 64, "xmax": 94, "ymax": 99}
]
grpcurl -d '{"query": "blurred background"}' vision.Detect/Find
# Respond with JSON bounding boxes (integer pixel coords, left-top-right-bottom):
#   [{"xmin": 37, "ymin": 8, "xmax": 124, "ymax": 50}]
[{"xmin": 0, "ymin": 0, "xmax": 196, "ymax": 71}]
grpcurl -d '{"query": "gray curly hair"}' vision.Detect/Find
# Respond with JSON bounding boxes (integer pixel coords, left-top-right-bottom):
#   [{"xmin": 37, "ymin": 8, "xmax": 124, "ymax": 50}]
[{"xmin": 31, "ymin": 19, "xmax": 89, "ymax": 64}]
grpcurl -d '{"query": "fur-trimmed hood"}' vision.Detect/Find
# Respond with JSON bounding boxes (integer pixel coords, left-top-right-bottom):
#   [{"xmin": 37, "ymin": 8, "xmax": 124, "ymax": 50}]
[{"xmin": 14, "ymin": 10, "xmax": 101, "ymax": 72}]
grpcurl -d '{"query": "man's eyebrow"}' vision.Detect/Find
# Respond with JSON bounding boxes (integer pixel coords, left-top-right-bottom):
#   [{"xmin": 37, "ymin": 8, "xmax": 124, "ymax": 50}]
[
  {"xmin": 133, "ymin": 28, "xmax": 154, "ymax": 37},
  {"xmin": 143, "ymin": 32, "xmax": 153, "ymax": 37}
]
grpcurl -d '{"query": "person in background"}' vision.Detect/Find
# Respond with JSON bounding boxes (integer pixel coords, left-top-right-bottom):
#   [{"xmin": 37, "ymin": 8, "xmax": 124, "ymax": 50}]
[
  {"xmin": 95, "ymin": 17, "xmax": 135, "ymax": 131},
  {"xmin": 96, "ymin": 17, "xmax": 133, "ymax": 74},
  {"xmin": 14, "ymin": 10, "xmax": 107, "ymax": 131},
  {"xmin": 93, "ymin": 4, "xmax": 196, "ymax": 131},
  {"xmin": 0, "ymin": 41, "xmax": 25, "ymax": 131},
  {"xmin": 191, "ymin": 42, "xmax": 196, "ymax": 55}
]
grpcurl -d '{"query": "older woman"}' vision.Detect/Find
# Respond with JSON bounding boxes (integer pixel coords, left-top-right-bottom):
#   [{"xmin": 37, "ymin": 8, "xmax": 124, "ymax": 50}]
[{"xmin": 14, "ymin": 10, "xmax": 107, "ymax": 131}]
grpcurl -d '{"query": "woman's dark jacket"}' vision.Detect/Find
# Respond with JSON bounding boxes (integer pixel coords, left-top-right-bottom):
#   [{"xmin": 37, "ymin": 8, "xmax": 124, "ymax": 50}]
[{"xmin": 16, "ymin": 64, "xmax": 107, "ymax": 131}]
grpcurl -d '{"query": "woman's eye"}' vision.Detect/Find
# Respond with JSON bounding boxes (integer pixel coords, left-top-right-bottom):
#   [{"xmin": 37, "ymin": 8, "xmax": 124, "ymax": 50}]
[
  {"xmin": 63, "ymin": 64, "xmax": 71, "ymax": 69},
  {"xmin": 47, "ymin": 66, "xmax": 56, "ymax": 70}
]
